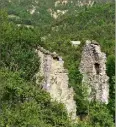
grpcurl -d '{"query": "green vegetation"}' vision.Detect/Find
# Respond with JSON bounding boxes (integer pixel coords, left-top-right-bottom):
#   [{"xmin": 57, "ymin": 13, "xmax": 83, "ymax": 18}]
[
  {"xmin": 0, "ymin": 0, "xmax": 114, "ymax": 126},
  {"xmin": 0, "ymin": 69, "xmax": 71, "ymax": 127},
  {"xmin": 0, "ymin": 10, "xmax": 72, "ymax": 127}
]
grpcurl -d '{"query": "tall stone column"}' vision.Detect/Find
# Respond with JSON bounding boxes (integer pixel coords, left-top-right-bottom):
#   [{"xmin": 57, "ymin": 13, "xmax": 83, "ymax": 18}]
[
  {"xmin": 79, "ymin": 40, "xmax": 109, "ymax": 104},
  {"xmin": 36, "ymin": 46, "xmax": 77, "ymax": 121}
]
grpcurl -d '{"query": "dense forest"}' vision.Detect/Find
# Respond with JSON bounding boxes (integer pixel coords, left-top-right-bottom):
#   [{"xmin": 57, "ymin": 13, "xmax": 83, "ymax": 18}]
[{"xmin": 0, "ymin": 0, "xmax": 115, "ymax": 127}]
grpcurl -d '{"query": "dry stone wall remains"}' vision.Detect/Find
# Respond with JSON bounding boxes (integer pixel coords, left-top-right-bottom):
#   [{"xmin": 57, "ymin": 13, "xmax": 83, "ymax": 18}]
[
  {"xmin": 79, "ymin": 40, "xmax": 109, "ymax": 104},
  {"xmin": 35, "ymin": 46, "xmax": 77, "ymax": 120}
]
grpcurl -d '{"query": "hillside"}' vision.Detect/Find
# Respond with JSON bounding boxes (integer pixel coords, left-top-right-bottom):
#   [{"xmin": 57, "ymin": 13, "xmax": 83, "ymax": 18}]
[{"xmin": 0, "ymin": 0, "xmax": 115, "ymax": 127}]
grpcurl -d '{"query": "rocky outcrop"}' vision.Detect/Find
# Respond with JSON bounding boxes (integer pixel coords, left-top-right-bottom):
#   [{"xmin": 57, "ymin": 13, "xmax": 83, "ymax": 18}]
[
  {"xmin": 79, "ymin": 40, "xmax": 109, "ymax": 104},
  {"xmin": 36, "ymin": 46, "xmax": 77, "ymax": 120}
]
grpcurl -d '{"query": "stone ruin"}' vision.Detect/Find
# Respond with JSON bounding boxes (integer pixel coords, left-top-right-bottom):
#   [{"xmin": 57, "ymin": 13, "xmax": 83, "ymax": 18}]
[
  {"xmin": 35, "ymin": 46, "xmax": 77, "ymax": 120},
  {"xmin": 79, "ymin": 40, "xmax": 109, "ymax": 104},
  {"xmin": 35, "ymin": 40, "xmax": 109, "ymax": 121}
]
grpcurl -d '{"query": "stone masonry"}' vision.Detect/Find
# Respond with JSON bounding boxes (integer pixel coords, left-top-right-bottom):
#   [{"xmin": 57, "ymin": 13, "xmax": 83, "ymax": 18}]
[
  {"xmin": 79, "ymin": 40, "xmax": 109, "ymax": 104},
  {"xmin": 35, "ymin": 46, "xmax": 77, "ymax": 120}
]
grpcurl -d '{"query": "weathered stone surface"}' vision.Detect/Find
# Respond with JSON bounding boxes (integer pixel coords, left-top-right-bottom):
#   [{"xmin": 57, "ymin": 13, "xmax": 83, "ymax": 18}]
[
  {"xmin": 36, "ymin": 46, "xmax": 77, "ymax": 120},
  {"xmin": 79, "ymin": 40, "xmax": 109, "ymax": 104}
]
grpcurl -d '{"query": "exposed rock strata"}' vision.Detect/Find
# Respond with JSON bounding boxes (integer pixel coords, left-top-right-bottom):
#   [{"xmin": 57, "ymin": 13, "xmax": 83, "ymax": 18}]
[
  {"xmin": 79, "ymin": 40, "xmax": 109, "ymax": 104},
  {"xmin": 36, "ymin": 46, "xmax": 77, "ymax": 120}
]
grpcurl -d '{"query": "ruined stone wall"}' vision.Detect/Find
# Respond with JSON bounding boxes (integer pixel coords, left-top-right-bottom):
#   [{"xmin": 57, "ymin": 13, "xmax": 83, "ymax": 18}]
[
  {"xmin": 36, "ymin": 46, "xmax": 77, "ymax": 120},
  {"xmin": 79, "ymin": 40, "xmax": 109, "ymax": 104}
]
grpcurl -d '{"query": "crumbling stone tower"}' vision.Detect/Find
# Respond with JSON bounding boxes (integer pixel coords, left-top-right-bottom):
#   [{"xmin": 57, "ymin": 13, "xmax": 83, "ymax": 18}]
[
  {"xmin": 79, "ymin": 40, "xmax": 109, "ymax": 104},
  {"xmin": 36, "ymin": 46, "xmax": 77, "ymax": 120}
]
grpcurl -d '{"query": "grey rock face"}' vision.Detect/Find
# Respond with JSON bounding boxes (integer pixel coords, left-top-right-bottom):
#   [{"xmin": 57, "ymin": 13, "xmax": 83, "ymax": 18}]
[
  {"xmin": 36, "ymin": 46, "xmax": 77, "ymax": 120},
  {"xmin": 79, "ymin": 40, "xmax": 109, "ymax": 104}
]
